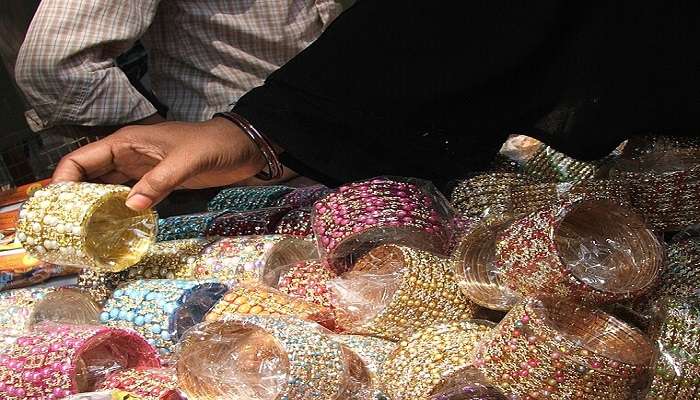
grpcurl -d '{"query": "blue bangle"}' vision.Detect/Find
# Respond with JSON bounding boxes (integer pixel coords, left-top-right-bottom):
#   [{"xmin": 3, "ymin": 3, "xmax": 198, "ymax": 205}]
[{"xmin": 207, "ymin": 186, "xmax": 294, "ymax": 212}]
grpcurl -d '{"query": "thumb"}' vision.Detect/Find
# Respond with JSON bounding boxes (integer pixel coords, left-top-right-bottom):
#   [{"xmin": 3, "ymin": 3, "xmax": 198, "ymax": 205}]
[{"xmin": 125, "ymin": 153, "xmax": 197, "ymax": 211}]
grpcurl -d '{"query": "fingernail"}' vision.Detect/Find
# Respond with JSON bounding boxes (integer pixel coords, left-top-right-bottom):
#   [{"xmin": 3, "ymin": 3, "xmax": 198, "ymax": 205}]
[{"xmin": 125, "ymin": 193, "xmax": 153, "ymax": 211}]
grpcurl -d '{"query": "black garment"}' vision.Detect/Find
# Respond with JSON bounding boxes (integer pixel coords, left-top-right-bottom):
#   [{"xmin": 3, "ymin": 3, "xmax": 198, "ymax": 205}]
[{"xmin": 233, "ymin": 1, "xmax": 700, "ymax": 187}]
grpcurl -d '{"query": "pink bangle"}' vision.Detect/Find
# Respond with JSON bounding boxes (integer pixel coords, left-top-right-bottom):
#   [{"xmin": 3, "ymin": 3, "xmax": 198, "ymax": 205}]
[
  {"xmin": 99, "ymin": 368, "xmax": 182, "ymax": 400},
  {"xmin": 0, "ymin": 323, "xmax": 160, "ymax": 399}
]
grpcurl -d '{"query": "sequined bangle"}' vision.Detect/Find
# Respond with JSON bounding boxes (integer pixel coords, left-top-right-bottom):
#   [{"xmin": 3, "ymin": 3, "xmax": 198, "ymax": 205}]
[
  {"xmin": 207, "ymin": 185, "xmax": 294, "ymax": 212},
  {"xmin": 450, "ymin": 173, "xmax": 529, "ymax": 220},
  {"xmin": 0, "ymin": 287, "xmax": 100, "ymax": 335},
  {"xmin": 99, "ymin": 368, "xmax": 182, "ymax": 400},
  {"xmin": 522, "ymin": 144, "xmax": 600, "ymax": 183},
  {"xmin": 192, "ymin": 235, "xmax": 317, "ymax": 286},
  {"xmin": 313, "ymin": 178, "xmax": 452, "ymax": 273},
  {"xmin": 274, "ymin": 208, "xmax": 314, "ymax": 237},
  {"xmin": 177, "ymin": 316, "xmax": 349, "ymax": 400},
  {"xmin": 156, "ymin": 211, "xmax": 225, "ymax": 242},
  {"xmin": 656, "ymin": 236, "xmax": 700, "ymax": 299},
  {"xmin": 473, "ymin": 299, "xmax": 652, "ymax": 400},
  {"xmin": 205, "ymin": 207, "xmax": 292, "ymax": 237},
  {"xmin": 101, "ymin": 279, "xmax": 227, "ymax": 358},
  {"xmin": 16, "ymin": 182, "xmax": 157, "ymax": 272},
  {"xmin": 334, "ymin": 245, "xmax": 478, "ymax": 341},
  {"xmin": 266, "ymin": 259, "xmax": 337, "ymax": 308},
  {"xmin": 329, "ymin": 335, "xmax": 396, "ymax": 380},
  {"xmin": 495, "ymin": 198, "xmax": 662, "ymax": 304},
  {"xmin": 0, "ymin": 322, "xmax": 160, "ymax": 399},
  {"xmin": 277, "ymin": 185, "xmax": 333, "ymax": 208},
  {"xmin": 381, "ymin": 321, "xmax": 494, "ymax": 400}
]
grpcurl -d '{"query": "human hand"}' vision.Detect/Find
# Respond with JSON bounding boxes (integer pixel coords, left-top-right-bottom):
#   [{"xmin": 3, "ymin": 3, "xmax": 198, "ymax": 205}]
[{"xmin": 52, "ymin": 118, "xmax": 266, "ymax": 210}]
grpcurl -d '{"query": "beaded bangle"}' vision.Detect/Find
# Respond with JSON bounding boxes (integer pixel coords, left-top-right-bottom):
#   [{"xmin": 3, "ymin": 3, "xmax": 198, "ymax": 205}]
[
  {"xmin": 207, "ymin": 185, "xmax": 293, "ymax": 212},
  {"xmin": 16, "ymin": 182, "xmax": 157, "ymax": 272},
  {"xmin": 277, "ymin": 185, "xmax": 333, "ymax": 208},
  {"xmin": 192, "ymin": 235, "xmax": 317, "ymax": 286},
  {"xmin": 156, "ymin": 211, "xmax": 225, "ymax": 242},
  {"xmin": 450, "ymin": 173, "xmax": 529, "ymax": 220},
  {"xmin": 101, "ymin": 279, "xmax": 227, "ymax": 358},
  {"xmin": 329, "ymin": 334, "xmax": 396, "ymax": 380},
  {"xmin": 313, "ymin": 178, "xmax": 452, "ymax": 273},
  {"xmin": 0, "ymin": 287, "xmax": 100, "ymax": 335},
  {"xmin": 473, "ymin": 299, "xmax": 652, "ymax": 400},
  {"xmin": 656, "ymin": 236, "xmax": 700, "ymax": 299},
  {"xmin": 495, "ymin": 198, "xmax": 662, "ymax": 304},
  {"xmin": 0, "ymin": 322, "xmax": 160, "ymax": 399},
  {"xmin": 522, "ymin": 144, "xmax": 600, "ymax": 183},
  {"xmin": 99, "ymin": 368, "xmax": 182, "ymax": 400},
  {"xmin": 177, "ymin": 316, "xmax": 349, "ymax": 400},
  {"xmin": 274, "ymin": 208, "xmax": 314, "ymax": 237},
  {"xmin": 381, "ymin": 321, "xmax": 494, "ymax": 400},
  {"xmin": 332, "ymin": 245, "xmax": 478, "ymax": 341},
  {"xmin": 205, "ymin": 207, "xmax": 293, "ymax": 237},
  {"xmin": 265, "ymin": 259, "xmax": 337, "ymax": 308}
]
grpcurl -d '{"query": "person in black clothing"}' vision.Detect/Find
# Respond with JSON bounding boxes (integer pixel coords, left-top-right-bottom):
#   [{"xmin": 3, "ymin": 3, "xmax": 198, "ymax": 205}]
[{"xmin": 52, "ymin": 1, "xmax": 700, "ymax": 211}]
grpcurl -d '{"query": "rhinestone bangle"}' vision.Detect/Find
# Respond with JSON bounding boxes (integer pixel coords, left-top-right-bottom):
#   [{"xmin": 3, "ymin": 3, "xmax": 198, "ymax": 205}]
[
  {"xmin": 99, "ymin": 367, "xmax": 182, "ymax": 400},
  {"xmin": 156, "ymin": 211, "xmax": 225, "ymax": 242},
  {"xmin": 207, "ymin": 185, "xmax": 293, "ymax": 212},
  {"xmin": 205, "ymin": 207, "xmax": 293, "ymax": 237}
]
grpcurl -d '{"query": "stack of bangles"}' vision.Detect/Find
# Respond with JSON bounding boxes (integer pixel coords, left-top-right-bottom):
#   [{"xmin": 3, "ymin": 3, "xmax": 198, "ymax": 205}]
[
  {"xmin": 205, "ymin": 207, "xmax": 293, "ymax": 237},
  {"xmin": 273, "ymin": 208, "xmax": 314, "ymax": 237},
  {"xmin": 522, "ymin": 144, "xmax": 601, "ymax": 183},
  {"xmin": 157, "ymin": 212, "xmax": 225, "ymax": 241},
  {"xmin": 98, "ymin": 368, "xmax": 182, "ymax": 400},
  {"xmin": 450, "ymin": 173, "xmax": 527, "ymax": 220},
  {"xmin": 473, "ymin": 298, "xmax": 653, "ymax": 400},
  {"xmin": 495, "ymin": 198, "xmax": 662, "ymax": 304},
  {"xmin": 656, "ymin": 236, "xmax": 700, "ymax": 298},
  {"xmin": 277, "ymin": 185, "xmax": 333, "ymax": 208},
  {"xmin": 207, "ymin": 186, "xmax": 294, "ymax": 212},
  {"xmin": 430, "ymin": 378, "xmax": 506, "ymax": 400},
  {"xmin": 265, "ymin": 259, "xmax": 337, "ymax": 308}
]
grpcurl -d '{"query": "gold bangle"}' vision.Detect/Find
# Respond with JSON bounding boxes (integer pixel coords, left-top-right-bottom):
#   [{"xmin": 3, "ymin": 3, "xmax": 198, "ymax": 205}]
[
  {"xmin": 16, "ymin": 182, "xmax": 157, "ymax": 272},
  {"xmin": 655, "ymin": 236, "xmax": 700, "ymax": 299},
  {"xmin": 329, "ymin": 334, "xmax": 397, "ymax": 380},
  {"xmin": 451, "ymin": 173, "xmax": 530, "ymax": 220},
  {"xmin": 523, "ymin": 144, "xmax": 600, "ymax": 183}
]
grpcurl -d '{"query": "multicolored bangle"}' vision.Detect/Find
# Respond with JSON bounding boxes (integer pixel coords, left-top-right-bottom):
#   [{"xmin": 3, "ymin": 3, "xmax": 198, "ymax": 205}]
[
  {"xmin": 205, "ymin": 207, "xmax": 293, "ymax": 237},
  {"xmin": 0, "ymin": 287, "xmax": 100, "ymax": 335},
  {"xmin": 99, "ymin": 368, "xmax": 182, "ymax": 400},
  {"xmin": 192, "ymin": 235, "xmax": 317, "ymax": 286},
  {"xmin": 207, "ymin": 185, "xmax": 293, "ymax": 212},
  {"xmin": 277, "ymin": 185, "xmax": 333, "ymax": 208},
  {"xmin": 381, "ymin": 321, "xmax": 494, "ymax": 400},
  {"xmin": 522, "ymin": 144, "xmax": 600, "ymax": 183},
  {"xmin": 313, "ymin": 178, "xmax": 452, "ymax": 272},
  {"xmin": 101, "ymin": 279, "xmax": 227, "ymax": 358},
  {"xmin": 274, "ymin": 208, "xmax": 314, "ymax": 237},
  {"xmin": 266, "ymin": 259, "xmax": 337, "ymax": 308},
  {"xmin": 329, "ymin": 334, "xmax": 396, "ymax": 380},
  {"xmin": 0, "ymin": 322, "xmax": 160, "ymax": 399},
  {"xmin": 655, "ymin": 236, "xmax": 700, "ymax": 299},
  {"xmin": 473, "ymin": 299, "xmax": 652, "ymax": 400},
  {"xmin": 450, "ymin": 173, "xmax": 529, "ymax": 220},
  {"xmin": 16, "ymin": 182, "xmax": 157, "ymax": 272},
  {"xmin": 495, "ymin": 198, "xmax": 662, "ymax": 304},
  {"xmin": 156, "ymin": 212, "xmax": 225, "ymax": 242}
]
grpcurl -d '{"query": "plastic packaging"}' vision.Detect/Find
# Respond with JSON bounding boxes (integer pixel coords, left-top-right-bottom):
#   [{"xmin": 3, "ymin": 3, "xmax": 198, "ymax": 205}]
[
  {"xmin": 207, "ymin": 186, "xmax": 294, "ymax": 212},
  {"xmin": 192, "ymin": 235, "xmax": 318, "ymax": 286},
  {"xmin": 101, "ymin": 279, "xmax": 228, "ymax": 359},
  {"xmin": 495, "ymin": 198, "xmax": 663, "ymax": 304},
  {"xmin": 273, "ymin": 208, "xmax": 314, "ymax": 237},
  {"xmin": 429, "ymin": 370, "xmax": 506, "ymax": 400},
  {"xmin": 450, "ymin": 173, "xmax": 530, "ymax": 221},
  {"xmin": 263, "ymin": 259, "xmax": 337, "ymax": 308},
  {"xmin": 65, "ymin": 390, "xmax": 137, "ymax": 400},
  {"xmin": 0, "ymin": 287, "xmax": 100, "ymax": 335},
  {"xmin": 313, "ymin": 177, "xmax": 455, "ymax": 273},
  {"xmin": 277, "ymin": 185, "xmax": 333, "ymax": 208},
  {"xmin": 205, "ymin": 207, "xmax": 293, "ymax": 237},
  {"xmin": 99, "ymin": 367, "xmax": 183, "ymax": 400},
  {"xmin": 328, "ymin": 244, "xmax": 478, "ymax": 341},
  {"xmin": 176, "ymin": 316, "xmax": 372, "ymax": 400},
  {"xmin": 0, "ymin": 262, "xmax": 81, "ymax": 292},
  {"xmin": 0, "ymin": 322, "xmax": 160, "ymax": 399},
  {"xmin": 156, "ymin": 211, "xmax": 225, "ymax": 242},
  {"xmin": 16, "ymin": 182, "xmax": 157, "ymax": 272},
  {"xmin": 655, "ymin": 234, "xmax": 700, "ymax": 300},
  {"xmin": 473, "ymin": 298, "xmax": 653, "ymax": 400}
]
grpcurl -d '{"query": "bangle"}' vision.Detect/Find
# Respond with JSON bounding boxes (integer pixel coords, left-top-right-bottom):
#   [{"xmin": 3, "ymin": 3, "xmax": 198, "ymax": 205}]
[
  {"xmin": 205, "ymin": 207, "xmax": 293, "ymax": 237},
  {"xmin": 156, "ymin": 211, "xmax": 225, "ymax": 242},
  {"xmin": 16, "ymin": 182, "xmax": 157, "ymax": 272},
  {"xmin": 65, "ymin": 390, "xmax": 136, "ymax": 400},
  {"xmin": 192, "ymin": 235, "xmax": 317, "ymax": 286},
  {"xmin": 207, "ymin": 186, "xmax": 294, "ymax": 212},
  {"xmin": 495, "ymin": 198, "xmax": 662, "ymax": 304},
  {"xmin": 0, "ymin": 322, "xmax": 160, "ymax": 399},
  {"xmin": 522, "ymin": 144, "xmax": 600, "ymax": 183},
  {"xmin": 274, "ymin": 208, "xmax": 314, "ymax": 237},
  {"xmin": 313, "ymin": 178, "xmax": 452, "ymax": 273},
  {"xmin": 100, "ymin": 279, "xmax": 228, "ymax": 358},
  {"xmin": 277, "ymin": 185, "xmax": 333, "ymax": 208},
  {"xmin": 381, "ymin": 320, "xmax": 494, "ymax": 400},
  {"xmin": 329, "ymin": 334, "xmax": 396, "ymax": 381},
  {"xmin": 450, "ymin": 173, "xmax": 529, "ymax": 220},
  {"xmin": 655, "ymin": 236, "xmax": 700, "ymax": 299},
  {"xmin": 430, "ymin": 379, "xmax": 506, "ymax": 400},
  {"xmin": 473, "ymin": 299, "xmax": 652, "ymax": 400},
  {"xmin": 0, "ymin": 287, "xmax": 100, "ymax": 335},
  {"xmin": 213, "ymin": 112, "xmax": 283, "ymax": 181},
  {"xmin": 265, "ymin": 259, "xmax": 337, "ymax": 308},
  {"xmin": 99, "ymin": 368, "xmax": 182, "ymax": 400}
]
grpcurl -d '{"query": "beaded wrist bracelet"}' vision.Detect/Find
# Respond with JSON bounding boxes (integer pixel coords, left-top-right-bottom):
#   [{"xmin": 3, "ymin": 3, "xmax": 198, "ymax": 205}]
[
  {"xmin": 451, "ymin": 173, "xmax": 530, "ymax": 220},
  {"xmin": 655, "ymin": 236, "xmax": 700, "ymax": 299},
  {"xmin": 274, "ymin": 208, "xmax": 314, "ymax": 237},
  {"xmin": 329, "ymin": 334, "xmax": 396, "ymax": 380},
  {"xmin": 99, "ymin": 368, "xmax": 182, "ymax": 400},
  {"xmin": 207, "ymin": 185, "xmax": 293, "ymax": 212},
  {"xmin": 265, "ymin": 259, "xmax": 337, "ymax": 308},
  {"xmin": 156, "ymin": 212, "xmax": 225, "ymax": 242},
  {"xmin": 205, "ymin": 207, "xmax": 293, "ymax": 237},
  {"xmin": 277, "ymin": 185, "xmax": 333, "ymax": 208},
  {"xmin": 522, "ymin": 144, "xmax": 600, "ymax": 183}
]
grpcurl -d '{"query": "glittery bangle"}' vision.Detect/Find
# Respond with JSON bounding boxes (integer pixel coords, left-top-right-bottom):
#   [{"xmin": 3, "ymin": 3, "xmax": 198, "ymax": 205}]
[
  {"xmin": 99, "ymin": 368, "xmax": 182, "ymax": 400},
  {"xmin": 430, "ymin": 379, "xmax": 506, "ymax": 400},
  {"xmin": 329, "ymin": 334, "xmax": 396, "ymax": 380},
  {"xmin": 495, "ymin": 198, "xmax": 662, "ymax": 304},
  {"xmin": 473, "ymin": 299, "xmax": 652, "ymax": 400},
  {"xmin": 655, "ymin": 236, "xmax": 700, "ymax": 299},
  {"xmin": 313, "ymin": 178, "xmax": 452, "ymax": 273},
  {"xmin": 177, "ymin": 316, "xmax": 350, "ymax": 400},
  {"xmin": 450, "ymin": 173, "xmax": 529, "ymax": 220},
  {"xmin": 332, "ymin": 245, "xmax": 478, "ymax": 341},
  {"xmin": 156, "ymin": 211, "xmax": 225, "ymax": 242},
  {"xmin": 207, "ymin": 186, "xmax": 294, "ymax": 212},
  {"xmin": 381, "ymin": 321, "xmax": 494, "ymax": 400},
  {"xmin": 192, "ymin": 235, "xmax": 317, "ymax": 286},
  {"xmin": 274, "ymin": 208, "xmax": 314, "ymax": 237},
  {"xmin": 0, "ymin": 287, "xmax": 100, "ymax": 335},
  {"xmin": 522, "ymin": 144, "xmax": 600, "ymax": 183},
  {"xmin": 16, "ymin": 182, "xmax": 157, "ymax": 272},
  {"xmin": 277, "ymin": 185, "xmax": 333, "ymax": 208},
  {"xmin": 101, "ymin": 279, "xmax": 227, "ymax": 358},
  {"xmin": 264, "ymin": 259, "xmax": 337, "ymax": 308},
  {"xmin": 0, "ymin": 322, "xmax": 160, "ymax": 399},
  {"xmin": 205, "ymin": 207, "xmax": 293, "ymax": 237}
]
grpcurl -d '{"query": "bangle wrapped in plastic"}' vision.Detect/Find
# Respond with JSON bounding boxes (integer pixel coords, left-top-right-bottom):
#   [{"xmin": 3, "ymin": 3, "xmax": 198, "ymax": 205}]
[
  {"xmin": 0, "ymin": 287, "xmax": 100, "ymax": 335},
  {"xmin": 16, "ymin": 182, "xmax": 157, "ymax": 272},
  {"xmin": 192, "ymin": 235, "xmax": 317, "ymax": 286},
  {"xmin": 495, "ymin": 198, "xmax": 662, "ymax": 304},
  {"xmin": 429, "ymin": 371, "xmax": 506, "ymax": 400},
  {"xmin": 0, "ymin": 322, "xmax": 160, "ymax": 399},
  {"xmin": 207, "ymin": 186, "xmax": 294, "ymax": 212},
  {"xmin": 263, "ymin": 259, "xmax": 337, "ymax": 308},
  {"xmin": 381, "ymin": 320, "xmax": 494, "ymax": 400},
  {"xmin": 473, "ymin": 299, "xmax": 653, "ymax": 400},
  {"xmin": 329, "ymin": 334, "xmax": 396, "ymax": 380},
  {"xmin": 450, "ymin": 173, "xmax": 530, "ymax": 220},
  {"xmin": 277, "ymin": 185, "xmax": 333, "ymax": 208},
  {"xmin": 655, "ymin": 235, "xmax": 700, "ymax": 299},
  {"xmin": 274, "ymin": 208, "xmax": 314, "ymax": 237},
  {"xmin": 156, "ymin": 212, "xmax": 225, "ymax": 242},
  {"xmin": 206, "ymin": 207, "xmax": 293, "ymax": 237},
  {"xmin": 522, "ymin": 143, "xmax": 601, "ymax": 183},
  {"xmin": 65, "ymin": 390, "xmax": 136, "ymax": 400},
  {"xmin": 99, "ymin": 368, "xmax": 182, "ymax": 400},
  {"xmin": 101, "ymin": 279, "xmax": 227, "ymax": 358}
]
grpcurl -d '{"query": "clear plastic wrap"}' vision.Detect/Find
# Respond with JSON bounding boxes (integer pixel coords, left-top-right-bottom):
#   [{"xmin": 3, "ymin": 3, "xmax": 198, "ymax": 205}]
[
  {"xmin": 192, "ymin": 235, "xmax": 318, "ymax": 286},
  {"xmin": 205, "ymin": 207, "xmax": 293, "ymax": 237},
  {"xmin": 327, "ymin": 244, "xmax": 478, "ymax": 341},
  {"xmin": 99, "ymin": 367, "xmax": 183, "ymax": 400},
  {"xmin": 0, "ymin": 322, "xmax": 160, "ymax": 399},
  {"xmin": 429, "ymin": 370, "xmax": 506, "ymax": 400},
  {"xmin": 207, "ymin": 186, "xmax": 294, "ymax": 212},
  {"xmin": 263, "ymin": 259, "xmax": 337, "ymax": 308},
  {"xmin": 156, "ymin": 211, "xmax": 225, "ymax": 242},
  {"xmin": 16, "ymin": 182, "xmax": 157, "ymax": 272},
  {"xmin": 65, "ymin": 390, "xmax": 136, "ymax": 400},
  {"xmin": 0, "ymin": 287, "xmax": 100, "ymax": 335},
  {"xmin": 101, "ymin": 279, "xmax": 228, "ymax": 359},
  {"xmin": 276, "ymin": 185, "xmax": 333, "ymax": 208},
  {"xmin": 176, "ymin": 316, "xmax": 372, "ymax": 400},
  {"xmin": 450, "ymin": 173, "xmax": 531, "ymax": 221},
  {"xmin": 495, "ymin": 198, "xmax": 663, "ymax": 304},
  {"xmin": 312, "ymin": 177, "xmax": 455, "ymax": 273}
]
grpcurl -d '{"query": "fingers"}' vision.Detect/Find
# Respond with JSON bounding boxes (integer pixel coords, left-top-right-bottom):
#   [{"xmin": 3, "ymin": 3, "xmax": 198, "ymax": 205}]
[
  {"xmin": 126, "ymin": 150, "xmax": 198, "ymax": 211},
  {"xmin": 52, "ymin": 140, "xmax": 115, "ymax": 183}
]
